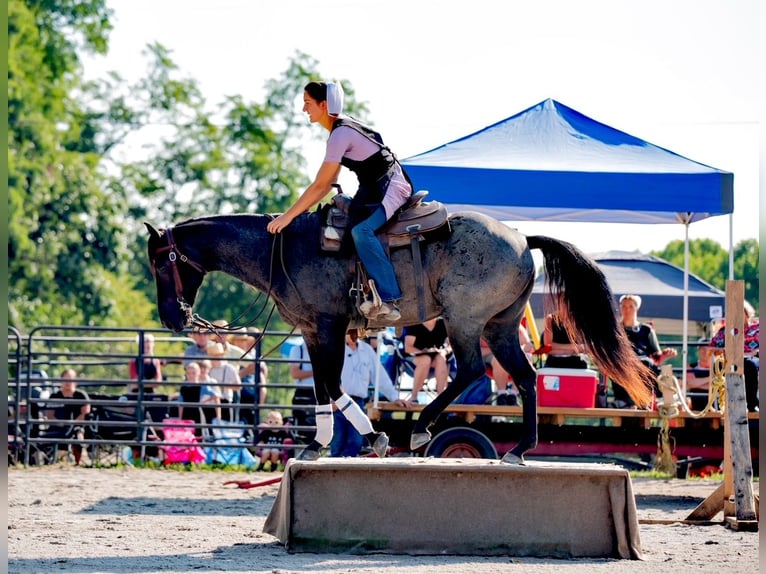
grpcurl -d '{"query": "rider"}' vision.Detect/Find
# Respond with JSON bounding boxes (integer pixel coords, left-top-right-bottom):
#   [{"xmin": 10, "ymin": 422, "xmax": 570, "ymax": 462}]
[{"xmin": 266, "ymin": 80, "xmax": 412, "ymax": 322}]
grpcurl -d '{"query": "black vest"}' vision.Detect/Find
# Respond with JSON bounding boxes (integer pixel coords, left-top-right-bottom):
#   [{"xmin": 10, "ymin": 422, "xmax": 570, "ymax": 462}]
[{"xmin": 331, "ymin": 118, "xmax": 403, "ymax": 222}]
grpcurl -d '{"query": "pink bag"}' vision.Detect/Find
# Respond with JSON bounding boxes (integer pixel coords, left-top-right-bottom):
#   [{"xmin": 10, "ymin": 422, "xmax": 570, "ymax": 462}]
[{"xmin": 161, "ymin": 419, "xmax": 206, "ymax": 465}]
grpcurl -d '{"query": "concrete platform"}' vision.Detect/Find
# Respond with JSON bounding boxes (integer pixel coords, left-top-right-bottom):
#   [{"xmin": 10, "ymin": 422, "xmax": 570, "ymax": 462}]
[{"xmin": 263, "ymin": 457, "xmax": 642, "ymax": 558}]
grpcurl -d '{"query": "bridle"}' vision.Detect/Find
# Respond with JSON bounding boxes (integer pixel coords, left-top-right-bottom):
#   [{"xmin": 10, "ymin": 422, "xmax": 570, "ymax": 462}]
[
  {"xmin": 149, "ymin": 220, "xmax": 301, "ymax": 356},
  {"xmin": 150, "ymin": 227, "xmax": 207, "ymax": 319}
]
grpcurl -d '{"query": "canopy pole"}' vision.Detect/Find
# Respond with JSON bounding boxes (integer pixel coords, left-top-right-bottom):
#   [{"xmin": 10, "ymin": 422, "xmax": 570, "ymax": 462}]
[{"xmin": 681, "ymin": 221, "xmax": 690, "ymax": 394}]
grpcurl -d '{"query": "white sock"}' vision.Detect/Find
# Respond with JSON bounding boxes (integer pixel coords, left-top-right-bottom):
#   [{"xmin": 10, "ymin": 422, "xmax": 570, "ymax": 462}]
[
  {"xmin": 335, "ymin": 393, "xmax": 374, "ymax": 435},
  {"xmin": 314, "ymin": 404, "xmax": 334, "ymax": 446}
]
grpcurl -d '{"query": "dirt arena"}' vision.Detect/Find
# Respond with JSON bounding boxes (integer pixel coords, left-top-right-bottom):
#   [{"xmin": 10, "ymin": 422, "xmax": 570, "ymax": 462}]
[{"xmin": 7, "ymin": 466, "xmax": 759, "ymax": 573}]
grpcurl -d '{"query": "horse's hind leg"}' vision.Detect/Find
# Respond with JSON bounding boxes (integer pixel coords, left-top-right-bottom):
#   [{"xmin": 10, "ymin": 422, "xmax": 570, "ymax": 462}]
[
  {"xmin": 410, "ymin": 323, "xmax": 486, "ymax": 450},
  {"xmin": 484, "ymin": 314, "xmax": 538, "ymax": 464}
]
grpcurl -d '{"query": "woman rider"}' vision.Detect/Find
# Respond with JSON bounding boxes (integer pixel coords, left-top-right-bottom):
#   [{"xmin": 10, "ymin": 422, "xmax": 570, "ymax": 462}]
[{"xmin": 266, "ymin": 81, "xmax": 412, "ymax": 322}]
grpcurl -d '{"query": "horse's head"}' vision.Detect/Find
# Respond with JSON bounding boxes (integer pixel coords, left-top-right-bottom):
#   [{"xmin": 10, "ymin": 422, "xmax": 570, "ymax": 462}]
[{"xmin": 145, "ymin": 222, "xmax": 207, "ymax": 332}]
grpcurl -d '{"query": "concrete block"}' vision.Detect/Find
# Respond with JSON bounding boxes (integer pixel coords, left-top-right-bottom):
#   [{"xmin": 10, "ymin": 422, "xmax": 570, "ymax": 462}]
[{"xmin": 264, "ymin": 457, "xmax": 642, "ymax": 558}]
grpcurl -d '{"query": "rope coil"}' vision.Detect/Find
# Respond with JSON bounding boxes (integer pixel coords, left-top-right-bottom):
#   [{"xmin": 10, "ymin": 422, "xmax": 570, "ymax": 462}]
[{"xmin": 654, "ymin": 354, "xmax": 727, "ymax": 474}]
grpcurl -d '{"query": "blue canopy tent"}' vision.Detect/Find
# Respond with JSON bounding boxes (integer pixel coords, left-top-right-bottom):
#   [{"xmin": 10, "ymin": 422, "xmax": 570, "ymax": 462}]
[
  {"xmin": 401, "ymin": 98, "xmax": 733, "ymax": 224},
  {"xmin": 401, "ymin": 98, "xmax": 734, "ymax": 388}
]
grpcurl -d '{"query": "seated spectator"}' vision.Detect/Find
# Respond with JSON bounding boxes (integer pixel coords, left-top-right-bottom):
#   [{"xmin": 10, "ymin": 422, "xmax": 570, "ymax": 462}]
[
  {"xmin": 616, "ymin": 294, "xmax": 677, "ymax": 408},
  {"xmin": 686, "ymin": 346, "xmax": 715, "ymax": 410},
  {"xmin": 178, "ymin": 362, "xmax": 205, "ymax": 432},
  {"xmin": 481, "ymin": 323, "xmax": 533, "ymax": 406},
  {"xmin": 403, "ymin": 317, "xmax": 452, "ymax": 402},
  {"xmin": 207, "ymin": 343, "xmax": 241, "ymax": 421},
  {"xmin": 183, "ymin": 329, "xmax": 213, "ymax": 366},
  {"xmin": 198, "ymin": 359, "xmax": 223, "ymax": 422},
  {"xmin": 46, "ymin": 369, "xmax": 91, "ymax": 465},
  {"xmin": 288, "ymin": 336, "xmax": 316, "ymax": 440},
  {"xmin": 543, "ymin": 312, "xmax": 588, "ymax": 369},
  {"xmin": 228, "ymin": 328, "xmax": 269, "ymax": 427},
  {"xmin": 708, "ymin": 301, "xmax": 759, "ymax": 412},
  {"xmin": 256, "ymin": 410, "xmax": 290, "ymax": 471},
  {"xmin": 128, "ymin": 333, "xmax": 163, "ymax": 393}
]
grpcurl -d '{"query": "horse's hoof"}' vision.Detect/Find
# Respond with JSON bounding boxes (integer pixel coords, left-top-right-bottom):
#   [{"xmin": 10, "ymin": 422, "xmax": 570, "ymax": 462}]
[
  {"xmin": 371, "ymin": 432, "xmax": 389, "ymax": 458},
  {"xmin": 501, "ymin": 452, "xmax": 525, "ymax": 465},
  {"xmin": 410, "ymin": 431, "xmax": 432, "ymax": 450},
  {"xmin": 296, "ymin": 441, "xmax": 322, "ymax": 461}
]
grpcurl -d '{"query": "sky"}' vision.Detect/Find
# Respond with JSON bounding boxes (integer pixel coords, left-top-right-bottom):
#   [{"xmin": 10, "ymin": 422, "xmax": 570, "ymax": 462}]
[{"xmin": 82, "ymin": 0, "xmax": 761, "ymax": 256}]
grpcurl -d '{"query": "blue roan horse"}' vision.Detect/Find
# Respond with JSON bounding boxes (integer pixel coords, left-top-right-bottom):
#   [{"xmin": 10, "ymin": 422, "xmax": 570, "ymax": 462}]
[{"xmin": 146, "ymin": 210, "xmax": 653, "ymax": 463}]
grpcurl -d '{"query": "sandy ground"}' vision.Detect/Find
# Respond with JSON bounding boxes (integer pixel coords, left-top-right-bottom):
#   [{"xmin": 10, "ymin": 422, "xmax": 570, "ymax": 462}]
[{"xmin": 7, "ymin": 465, "xmax": 760, "ymax": 574}]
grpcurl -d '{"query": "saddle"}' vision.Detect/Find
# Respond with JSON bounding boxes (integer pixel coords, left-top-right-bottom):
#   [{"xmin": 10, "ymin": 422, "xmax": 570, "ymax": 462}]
[
  {"xmin": 319, "ymin": 190, "xmax": 449, "ymax": 252},
  {"xmin": 319, "ymin": 190, "xmax": 451, "ymax": 323}
]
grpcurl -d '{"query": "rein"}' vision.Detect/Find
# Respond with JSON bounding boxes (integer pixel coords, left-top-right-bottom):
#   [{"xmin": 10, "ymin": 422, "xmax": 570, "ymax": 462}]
[{"xmin": 154, "ymin": 221, "xmax": 301, "ymax": 360}]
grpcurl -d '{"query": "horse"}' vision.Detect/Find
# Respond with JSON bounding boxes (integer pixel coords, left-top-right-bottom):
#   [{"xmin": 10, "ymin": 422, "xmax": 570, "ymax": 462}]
[{"xmin": 145, "ymin": 210, "xmax": 654, "ymax": 463}]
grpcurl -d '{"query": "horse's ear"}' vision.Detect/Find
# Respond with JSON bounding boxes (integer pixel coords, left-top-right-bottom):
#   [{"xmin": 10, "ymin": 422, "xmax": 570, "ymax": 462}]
[{"xmin": 144, "ymin": 222, "xmax": 161, "ymax": 240}]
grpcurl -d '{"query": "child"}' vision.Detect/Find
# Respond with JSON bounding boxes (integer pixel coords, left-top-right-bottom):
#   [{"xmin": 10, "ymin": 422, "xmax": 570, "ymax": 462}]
[{"xmin": 256, "ymin": 410, "xmax": 289, "ymax": 471}]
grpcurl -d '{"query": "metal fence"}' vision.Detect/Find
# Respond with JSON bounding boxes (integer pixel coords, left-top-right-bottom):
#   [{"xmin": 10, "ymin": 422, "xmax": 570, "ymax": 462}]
[{"xmin": 7, "ymin": 326, "xmax": 314, "ymax": 467}]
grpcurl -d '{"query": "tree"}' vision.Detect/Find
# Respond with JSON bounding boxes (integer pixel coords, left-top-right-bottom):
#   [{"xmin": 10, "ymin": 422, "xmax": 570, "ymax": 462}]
[
  {"xmin": 8, "ymin": 0, "xmax": 156, "ymax": 330},
  {"xmin": 95, "ymin": 48, "xmax": 369, "ymax": 327},
  {"xmin": 651, "ymin": 238, "xmax": 759, "ymax": 310}
]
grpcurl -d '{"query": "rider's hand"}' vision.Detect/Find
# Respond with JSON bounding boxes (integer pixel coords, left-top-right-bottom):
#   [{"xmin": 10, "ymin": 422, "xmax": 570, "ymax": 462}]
[{"xmin": 267, "ymin": 214, "xmax": 294, "ymax": 234}]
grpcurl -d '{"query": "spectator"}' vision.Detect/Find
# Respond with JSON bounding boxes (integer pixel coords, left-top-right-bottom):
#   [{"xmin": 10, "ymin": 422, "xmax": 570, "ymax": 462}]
[
  {"xmin": 256, "ymin": 410, "xmax": 290, "ymax": 471},
  {"xmin": 481, "ymin": 323, "xmax": 533, "ymax": 406},
  {"xmin": 403, "ymin": 317, "xmax": 452, "ymax": 402},
  {"xmin": 197, "ymin": 359, "xmax": 222, "ymax": 422},
  {"xmin": 330, "ymin": 329, "xmax": 407, "ymax": 457},
  {"xmin": 228, "ymin": 328, "xmax": 269, "ymax": 427},
  {"xmin": 128, "ymin": 333, "xmax": 163, "ymax": 393},
  {"xmin": 207, "ymin": 343, "xmax": 241, "ymax": 422},
  {"xmin": 708, "ymin": 301, "xmax": 759, "ymax": 412},
  {"xmin": 616, "ymin": 294, "xmax": 677, "ymax": 408},
  {"xmin": 543, "ymin": 312, "xmax": 588, "ymax": 369},
  {"xmin": 686, "ymin": 346, "xmax": 715, "ymax": 410},
  {"xmin": 289, "ymin": 336, "xmax": 316, "ymax": 439},
  {"xmin": 46, "ymin": 369, "xmax": 91, "ymax": 465},
  {"xmin": 178, "ymin": 362, "xmax": 204, "ymax": 430},
  {"xmin": 184, "ymin": 329, "xmax": 213, "ymax": 366}
]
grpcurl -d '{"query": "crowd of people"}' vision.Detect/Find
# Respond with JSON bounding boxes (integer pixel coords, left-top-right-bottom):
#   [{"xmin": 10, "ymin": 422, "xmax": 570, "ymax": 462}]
[{"xmin": 17, "ymin": 294, "xmax": 758, "ymax": 468}]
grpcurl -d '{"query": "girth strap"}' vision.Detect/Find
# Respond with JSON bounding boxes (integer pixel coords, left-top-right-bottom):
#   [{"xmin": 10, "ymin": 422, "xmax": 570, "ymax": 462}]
[{"xmin": 407, "ymin": 224, "xmax": 426, "ymax": 322}]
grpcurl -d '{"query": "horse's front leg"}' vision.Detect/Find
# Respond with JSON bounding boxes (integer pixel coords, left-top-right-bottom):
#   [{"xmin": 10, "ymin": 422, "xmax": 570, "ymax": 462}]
[{"xmin": 296, "ymin": 317, "xmax": 388, "ymax": 460}]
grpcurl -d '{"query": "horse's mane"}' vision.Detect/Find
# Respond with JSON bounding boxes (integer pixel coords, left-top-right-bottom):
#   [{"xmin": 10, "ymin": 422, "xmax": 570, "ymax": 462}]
[{"xmin": 172, "ymin": 211, "xmax": 322, "ymax": 236}]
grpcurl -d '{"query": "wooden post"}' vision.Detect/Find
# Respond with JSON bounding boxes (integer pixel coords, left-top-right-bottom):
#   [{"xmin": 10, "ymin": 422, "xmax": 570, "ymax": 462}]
[
  {"xmin": 722, "ymin": 280, "xmax": 757, "ymax": 527},
  {"xmin": 686, "ymin": 280, "xmax": 757, "ymax": 530}
]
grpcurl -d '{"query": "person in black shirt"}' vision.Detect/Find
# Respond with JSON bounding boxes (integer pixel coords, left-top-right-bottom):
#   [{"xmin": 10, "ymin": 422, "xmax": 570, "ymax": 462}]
[
  {"xmin": 45, "ymin": 369, "xmax": 91, "ymax": 464},
  {"xmin": 615, "ymin": 294, "xmax": 677, "ymax": 407}
]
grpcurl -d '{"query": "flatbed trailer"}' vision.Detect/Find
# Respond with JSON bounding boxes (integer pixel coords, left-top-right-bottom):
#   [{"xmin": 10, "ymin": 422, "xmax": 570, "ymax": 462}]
[{"xmin": 367, "ymin": 402, "xmax": 759, "ymax": 476}]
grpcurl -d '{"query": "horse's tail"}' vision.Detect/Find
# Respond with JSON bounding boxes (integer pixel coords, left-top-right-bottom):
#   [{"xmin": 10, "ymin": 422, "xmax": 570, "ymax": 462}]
[{"xmin": 527, "ymin": 235, "xmax": 654, "ymax": 407}]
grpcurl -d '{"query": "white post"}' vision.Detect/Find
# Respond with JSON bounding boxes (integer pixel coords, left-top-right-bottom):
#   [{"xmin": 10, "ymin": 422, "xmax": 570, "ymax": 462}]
[{"xmin": 681, "ymin": 220, "xmax": 690, "ymax": 394}]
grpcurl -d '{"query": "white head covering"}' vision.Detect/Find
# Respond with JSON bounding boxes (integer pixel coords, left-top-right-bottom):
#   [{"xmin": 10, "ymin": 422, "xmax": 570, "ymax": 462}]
[
  {"xmin": 619, "ymin": 294, "xmax": 642, "ymax": 309},
  {"xmin": 326, "ymin": 81, "xmax": 344, "ymax": 116}
]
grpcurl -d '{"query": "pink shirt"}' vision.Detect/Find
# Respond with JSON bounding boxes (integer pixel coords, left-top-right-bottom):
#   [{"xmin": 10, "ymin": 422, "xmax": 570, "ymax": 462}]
[{"xmin": 325, "ymin": 125, "xmax": 411, "ymax": 219}]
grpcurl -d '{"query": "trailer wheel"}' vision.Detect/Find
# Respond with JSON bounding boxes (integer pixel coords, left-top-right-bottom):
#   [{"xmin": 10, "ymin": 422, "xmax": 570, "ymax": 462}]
[{"xmin": 424, "ymin": 427, "xmax": 498, "ymax": 459}]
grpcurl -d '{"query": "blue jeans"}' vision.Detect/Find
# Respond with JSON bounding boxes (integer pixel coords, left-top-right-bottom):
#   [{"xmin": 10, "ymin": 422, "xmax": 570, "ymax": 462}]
[
  {"xmin": 329, "ymin": 397, "xmax": 366, "ymax": 457},
  {"xmin": 350, "ymin": 206, "xmax": 402, "ymax": 302}
]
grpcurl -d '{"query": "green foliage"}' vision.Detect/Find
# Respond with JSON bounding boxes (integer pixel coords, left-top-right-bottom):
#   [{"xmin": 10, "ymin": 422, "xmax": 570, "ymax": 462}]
[
  {"xmin": 651, "ymin": 238, "xmax": 759, "ymax": 310},
  {"xmin": 8, "ymin": 0, "xmax": 758, "ymax": 335},
  {"xmin": 8, "ymin": 0, "xmax": 131, "ymax": 331}
]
